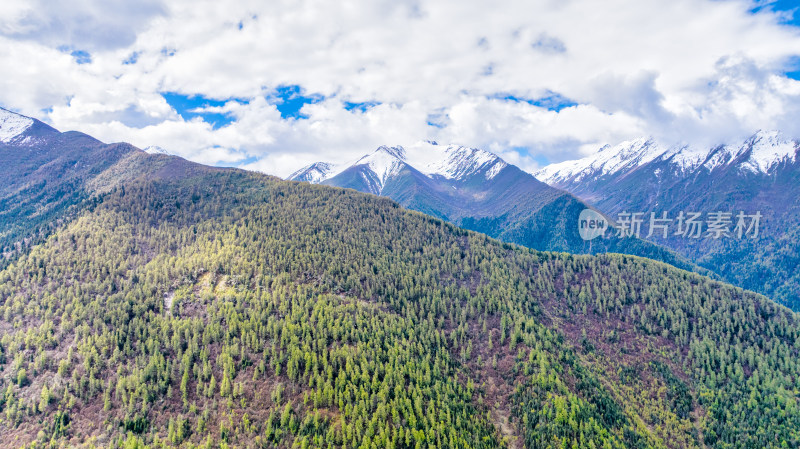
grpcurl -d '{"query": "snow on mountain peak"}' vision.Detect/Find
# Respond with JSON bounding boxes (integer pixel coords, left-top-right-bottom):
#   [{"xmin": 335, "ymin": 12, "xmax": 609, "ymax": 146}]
[
  {"xmin": 484, "ymin": 160, "xmax": 508, "ymax": 180},
  {"xmin": 0, "ymin": 108, "xmax": 34, "ymax": 143},
  {"xmin": 144, "ymin": 145, "xmax": 171, "ymax": 155},
  {"xmin": 680, "ymin": 131, "xmax": 797, "ymax": 173},
  {"xmin": 429, "ymin": 145, "xmax": 506, "ymax": 180},
  {"xmin": 286, "ymin": 141, "xmax": 510, "ymax": 189},
  {"xmin": 535, "ymin": 137, "xmax": 667, "ymax": 184},
  {"xmin": 740, "ymin": 130, "xmax": 797, "ymax": 173},
  {"xmin": 375, "ymin": 145, "xmax": 407, "ymax": 160},
  {"xmin": 403, "ymin": 141, "xmax": 507, "ymax": 180},
  {"xmin": 664, "ymin": 144, "xmax": 708, "ymax": 171},
  {"xmin": 353, "ymin": 146, "xmax": 409, "ymax": 190},
  {"xmin": 289, "ymin": 162, "xmax": 338, "ymax": 184},
  {"xmin": 535, "ymin": 131, "xmax": 800, "ymax": 186}
]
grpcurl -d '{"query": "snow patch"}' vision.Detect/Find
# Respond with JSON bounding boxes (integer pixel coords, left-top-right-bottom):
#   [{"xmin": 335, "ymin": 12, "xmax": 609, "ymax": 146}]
[
  {"xmin": 426, "ymin": 146, "xmax": 500, "ymax": 179},
  {"xmin": 702, "ymin": 146, "xmax": 737, "ymax": 171},
  {"xmin": 667, "ymin": 145, "xmax": 707, "ymax": 171},
  {"xmin": 144, "ymin": 145, "xmax": 171, "ymax": 155},
  {"xmin": 485, "ymin": 161, "xmax": 508, "ymax": 180}
]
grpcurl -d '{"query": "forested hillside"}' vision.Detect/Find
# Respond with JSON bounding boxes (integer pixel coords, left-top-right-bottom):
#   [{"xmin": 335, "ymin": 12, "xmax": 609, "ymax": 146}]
[
  {"xmin": 535, "ymin": 133, "xmax": 800, "ymax": 310},
  {"xmin": 0, "ymin": 122, "xmax": 125, "ymax": 258},
  {"xmin": 1, "ymin": 161, "xmax": 799, "ymax": 449},
  {"xmin": 0, "ymin": 116, "xmax": 223, "ymax": 267},
  {"xmin": 292, "ymin": 145, "xmax": 699, "ymax": 275}
]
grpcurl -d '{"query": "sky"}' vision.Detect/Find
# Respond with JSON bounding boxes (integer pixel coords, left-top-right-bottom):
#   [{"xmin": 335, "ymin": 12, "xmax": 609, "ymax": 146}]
[{"xmin": 1, "ymin": 0, "xmax": 799, "ymax": 177}]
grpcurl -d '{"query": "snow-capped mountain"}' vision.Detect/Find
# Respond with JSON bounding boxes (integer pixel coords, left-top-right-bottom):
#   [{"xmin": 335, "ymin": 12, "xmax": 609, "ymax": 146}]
[
  {"xmin": 288, "ymin": 162, "xmax": 338, "ymax": 184},
  {"xmin": 534, "ymin": 130, "xmax": 800, "ymax": 309},
  {"xmin": 289, "ymin": 141, "xmax": 509, "ymax": 194},
  {"xmin": 417, "ymin": 142, "xmax": 508, "ymax": 181},
  {"xmin": 0, "ymin": 107, "xmax": 65, "ymax": 148},
  {"xmin": 287, "ymin": 140, "xmax": 697, "ymax": 274},
  {"xmin": 535, "ymin": 131, "xmax": 799, "ymax": 187},
  {"xmin": 1, "ymin": 107, "xmax": 158, "ymax": 257},
  {"xmin": 737, "ymin": 131, "xmax": 799, "ymax": 172},
  {"xmin": 0, "ymin": 107, "xmax": 35, "ymax": 144},
  {"xmin": 347, "ymin": 146, "xmax": 410, "ymax": 194}
]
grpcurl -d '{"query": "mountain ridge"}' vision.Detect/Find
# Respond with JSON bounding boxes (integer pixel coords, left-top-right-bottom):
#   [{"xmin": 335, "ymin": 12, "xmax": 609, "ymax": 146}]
[
  {"xmin": 290, "ymin": 141, "xmax": 509, "ymax": 193},
  {"xmin": 2, "ymin": 109, "xmax": 800, "ymax": 448},
  {"xmin": 534, "ymin": 131, "xmax": 799, "ymax": 187},
  {"xmin": 534, "ymin": 130, "xmax": 800, "ymax": 309},
  {"xmin": 288, "ymin": 140, "xmax": 703, "ymax": 274}
]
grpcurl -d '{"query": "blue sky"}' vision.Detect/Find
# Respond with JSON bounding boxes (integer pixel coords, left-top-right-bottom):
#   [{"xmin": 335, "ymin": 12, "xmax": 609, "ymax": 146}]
[
  {"xmin": 344, "ymin": 101, "xmax": 381, "ymax": 113},
  {"xmin": 751, "ymin": 0, "xmax": 800, "ymax": 26},
  {"xmin": 270, "ymin": 85, "xmax": 325, "ymax": 119},
  {"xmin": 163, "ymin": 86, "xmax": 348, "ymax": 126},
  {"xmin": 161, "ymin": 93, "xmax": 236, "ymax": 128},
  {"xmin": 1, "ymin": 0, "xmax": 799, "ymax": 175},
  {"xmin": 753, "ymin": 0, "xmax": 800, "ymax": 79},
  {"xmin": 493, "ymin": 93, "xmax": 578, "ymax": 112}
]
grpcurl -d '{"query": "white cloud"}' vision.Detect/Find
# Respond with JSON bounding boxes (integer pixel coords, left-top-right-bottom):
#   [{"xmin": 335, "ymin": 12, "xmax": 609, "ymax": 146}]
[
  {"xmin": 1, "ymin": 0, "xmax": 799, "ymax": 175},
  {"xmin": 0, "ymin": 0, "xmax": 164, "ymax": 50}
]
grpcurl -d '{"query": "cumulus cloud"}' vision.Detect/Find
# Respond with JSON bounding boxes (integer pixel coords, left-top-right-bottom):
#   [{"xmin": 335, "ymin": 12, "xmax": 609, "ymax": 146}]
[
  {"xmin": 0, "ymin": 0, "xmax": 799, "ymax": 175},
  {"xmin": 0, "ymin": 0, "xmax": 165, "ymax": 50}
]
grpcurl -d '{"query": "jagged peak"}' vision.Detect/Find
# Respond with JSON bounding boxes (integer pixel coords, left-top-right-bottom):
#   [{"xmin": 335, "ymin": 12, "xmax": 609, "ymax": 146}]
[
  {"xmin": 400, "ymin": 141, "xmax": 507, "ymax": 180},
  {"xmin": 432, "ymin": 145, "xmax": 506, "ymax": 180},
  {"xmin": 534, "ymin": 137, "xmax": 668, "ymax": 184},
  {"xmin": 289, "ymin": 161, "xmax": 337, "ymax": 183},
  {"xmin": 740, "ymin": 130, "xmax": 798, "ymax": 173},
  {"xmin": 352, "ymin": 146, "xmax": 409, "ymax": 191},
  {"xmin": 286, "ymin": 141, "xmax": 510, "ymax": 187},
  {"xmin": 373, "ymin": 145, "xmax": 407, "ymax": 160},
  {"xmin": 535, "ymin": 131, "xmax": 800, "ymax": 185}
]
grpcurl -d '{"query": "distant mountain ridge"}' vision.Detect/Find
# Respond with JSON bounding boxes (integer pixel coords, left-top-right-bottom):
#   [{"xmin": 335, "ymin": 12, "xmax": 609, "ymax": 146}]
[
  {"xmin": 534, "ymin": 130, "xmax": 800, "ymax": 309},
  {"xmin": 288, "ymin": 141, "xmax": 700, "ymax": 273},
  {"xmin": 290, "ymin": 141, "xmax": 509, "ymax": 194},
  {"xmin": 535, "ymin": 131, "xmax": 798, "ymax": 190}
]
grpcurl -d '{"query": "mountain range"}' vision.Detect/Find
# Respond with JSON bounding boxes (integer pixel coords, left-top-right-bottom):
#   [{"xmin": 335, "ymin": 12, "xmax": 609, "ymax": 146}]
[
  {"xmin": 288, "ymin": 132, "xmax": 799, "ymax": 310},
  {"xmin": 2, "ymin": 107, "xmax": 800, "ymax": 448},
  {"xmin": 288, "ymin": 141, "xmax": 698, "ymax": 273},
  {"xmin": 534, "ymin": 131, "xmax": 800, "ymax": 309}
]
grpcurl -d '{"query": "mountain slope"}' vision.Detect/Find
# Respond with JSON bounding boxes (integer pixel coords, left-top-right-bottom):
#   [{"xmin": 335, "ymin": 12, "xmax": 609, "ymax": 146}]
[
  {"xmin": 1, "ymin": 139, "xmax": 800, "ymax": 448},
  {"xmin": 291, "ymin": 142, "xmax": 699, "ymax": 273},
  {"xmin": 0, "ymin": 108, "xmax": 223, "ymax": 265},
  {"xmin": 0, "ymin": 107, "xmax": 131, "ymax": 257},
  {"xmin": 535, "ymin": 131, "xmax": 800, "ymax": 309}
]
